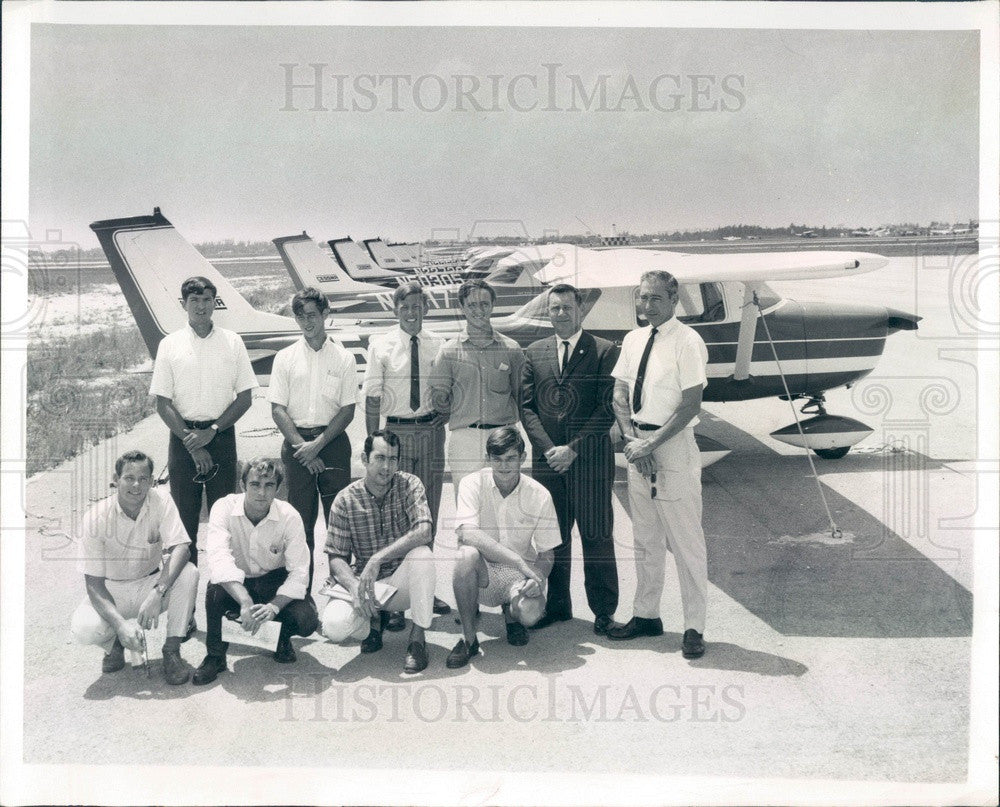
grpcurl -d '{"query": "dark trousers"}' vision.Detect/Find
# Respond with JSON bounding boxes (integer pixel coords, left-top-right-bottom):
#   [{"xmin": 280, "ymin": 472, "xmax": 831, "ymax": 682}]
[
  {"xmin": 168, "ymin": 426, "xmax": 237, "ymax": 565},
  {"xmin": 205, "ymin": 568, "xmax": 319, "ymax": 657},
  {"xmin": 532, "ymin": 450, "xmax": 619, "ymax": 619},
  {"xmin": 391, "ymin": 420, "xmax": 445, "ymax": 538},
  {"xmin": 280, "ymin": 431, "xmax": 351, "ymax": 591}
]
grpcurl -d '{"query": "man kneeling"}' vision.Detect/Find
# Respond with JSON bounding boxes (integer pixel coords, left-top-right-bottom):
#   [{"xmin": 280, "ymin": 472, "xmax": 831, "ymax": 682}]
[
  {"xmin": 321, "ymin": 430, "xmax": 436, "ymax": 674},
  {"xmin": 71, "ymin": 450, "xmax": 198, "ymax": 684},
  {"xmin": 447, "ymin": 427, "xmax": 560, "ymax": 668},
  {"xmin": 193, "ymin": 457, "xmax": 318, "ymax": 684}
]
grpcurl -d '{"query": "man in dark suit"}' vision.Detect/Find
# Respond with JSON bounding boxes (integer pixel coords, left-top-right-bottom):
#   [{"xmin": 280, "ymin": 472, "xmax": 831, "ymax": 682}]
[{"xmin": 521, "ymin": 283, "xmax": 620, "ymax": 634}]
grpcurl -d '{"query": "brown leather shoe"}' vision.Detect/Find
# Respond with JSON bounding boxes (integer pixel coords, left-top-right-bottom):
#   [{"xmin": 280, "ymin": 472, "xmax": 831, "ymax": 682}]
[
  {"xmin": 161, "ymin": 644, "xmax": 190, "ymax": 685},
  {"xmin": 102, "ymin": 639, "xmax": 126, "ymax": 674},
  {"xmin": 607, "ymin": 616, "xmax": 664, "ymax": 640}
]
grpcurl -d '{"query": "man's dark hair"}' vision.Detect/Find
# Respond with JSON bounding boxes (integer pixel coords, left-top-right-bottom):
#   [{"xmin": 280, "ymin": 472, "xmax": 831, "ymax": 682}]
[
  {"xmin": 292, "ymin": 287, "xmax": 330, "ymax": 316},
  {"xmin": 392, "ymin": 281, "xmax": 427, "ymax": 309},
  {"xmin": 486, "ymin": 426, "xmax": 525, "ymax": 458},
  {"xmin": 180, "ymin": 276, "xmax": 218, "ymax": 302},
  {"xmin": 547, "ymin": 283, "xmax": 583, "ymax": 305},
  {"xmin": 114, "ymin": 450, "xmax": 154, "ymax": 477},
  {"xmin": 458, "ymin": 278, "xmax": 496, "ymax": 306},
  {"xmin": 241, "ymin": 457, "xmax": 284, "ymax": 487},
  {"xmin": 640, "ymin": 270, "xmax": 679, "ymax": 298},
  {"xmin": 363, "ymin": 429, "xmax": 401, "ymax": 459}
]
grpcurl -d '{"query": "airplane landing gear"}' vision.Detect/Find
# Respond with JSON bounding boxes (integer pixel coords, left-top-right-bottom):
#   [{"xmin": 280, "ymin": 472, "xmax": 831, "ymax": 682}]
[{"xmin": 770, "ymin": 394, "xmax": 873, "ymax": 458}]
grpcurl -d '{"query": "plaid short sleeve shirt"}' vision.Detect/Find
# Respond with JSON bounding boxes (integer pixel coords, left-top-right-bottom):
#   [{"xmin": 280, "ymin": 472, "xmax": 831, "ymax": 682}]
[{"xmin": 325, "ymin": 472, "xmax": 431, "ymax": 580}]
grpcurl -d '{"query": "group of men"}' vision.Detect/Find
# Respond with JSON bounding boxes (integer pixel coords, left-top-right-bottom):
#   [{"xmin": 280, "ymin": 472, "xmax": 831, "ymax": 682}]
[{"xmin": 71, "ymin": 268, "xmax": 710, "ymax": 682}]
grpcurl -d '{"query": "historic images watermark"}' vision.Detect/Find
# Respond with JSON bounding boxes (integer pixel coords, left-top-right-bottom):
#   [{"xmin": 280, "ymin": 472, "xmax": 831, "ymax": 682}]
[
  {"xmin": 277, "ymin": 673, "xmax": 747, "ymax": 724},
  {"xmin": 280, "ymin": 63, "xmax": 746, "ymax": 114}
]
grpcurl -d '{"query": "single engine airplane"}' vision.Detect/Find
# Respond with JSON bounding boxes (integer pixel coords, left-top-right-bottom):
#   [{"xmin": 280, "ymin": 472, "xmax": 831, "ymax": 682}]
[{"xmin": 91, "ymin": 208, "xmax": 920, "ymax": 462}]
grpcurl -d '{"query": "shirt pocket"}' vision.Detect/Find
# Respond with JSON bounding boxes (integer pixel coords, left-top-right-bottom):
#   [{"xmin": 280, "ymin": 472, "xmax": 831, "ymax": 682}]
[{"xmin": 486, "ymin": 367, "xmax": 511, "ymax": 395}]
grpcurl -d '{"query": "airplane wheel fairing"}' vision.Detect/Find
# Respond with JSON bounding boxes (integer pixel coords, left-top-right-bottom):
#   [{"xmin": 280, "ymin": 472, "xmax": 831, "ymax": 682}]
[
  {"xmin": 770, "ymin": 414, "xmax": 873, "ymax": 451},
  {"xmin": 813, "ymin": 446, "xmax": 851, "ymax": 460}
]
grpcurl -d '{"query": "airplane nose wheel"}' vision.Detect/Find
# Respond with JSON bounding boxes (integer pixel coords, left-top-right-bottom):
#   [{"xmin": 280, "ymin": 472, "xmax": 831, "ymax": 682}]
[{"xmin": 798, "ymin": 396, "xmax": 851, "ymax": 458}]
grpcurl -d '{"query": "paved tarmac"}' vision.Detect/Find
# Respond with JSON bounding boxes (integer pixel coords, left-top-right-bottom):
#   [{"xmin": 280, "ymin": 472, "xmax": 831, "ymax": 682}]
[{"xmin": 12, "ymin": 253, "xmax": 997, "ymax": 802}]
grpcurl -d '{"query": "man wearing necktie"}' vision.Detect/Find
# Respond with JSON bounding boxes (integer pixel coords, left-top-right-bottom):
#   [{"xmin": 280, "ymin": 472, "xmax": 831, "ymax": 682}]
[
  {"xmin": 521, "ymin": 284, "xmax": 621, "ymax": 635},
  {"xmin": 364, "ymin": 282, "xmax": 451, "ymax": 619},
  {"xmin": 609, "ymin": 271, "xmax": 710, "ymax": 658}
]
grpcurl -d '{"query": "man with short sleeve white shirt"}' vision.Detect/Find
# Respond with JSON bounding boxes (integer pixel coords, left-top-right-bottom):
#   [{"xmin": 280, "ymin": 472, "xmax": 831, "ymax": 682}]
[
  {"xmin": 447, "ymin": 427, "xmax": 560, "ymax": 668},
  {"xmin": 149, "ymin": 276, "xmax": 257, "ymax": 566},
  {"xmin": 70, "ymin": 450, "xmax": 199, "ymax": 685},
  {"xmin": 609, "ymin": 270, "xmax": 711, "ymax": 658},
  {"xmin": 270, "ymin": 288, "xmax": 357, "ymax": 590}
]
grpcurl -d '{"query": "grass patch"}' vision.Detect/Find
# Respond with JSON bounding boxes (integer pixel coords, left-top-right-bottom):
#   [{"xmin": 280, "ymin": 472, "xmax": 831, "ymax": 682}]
[{"xmin": 26, "ymin": 328, "xmax": 155, "ymax": 477}]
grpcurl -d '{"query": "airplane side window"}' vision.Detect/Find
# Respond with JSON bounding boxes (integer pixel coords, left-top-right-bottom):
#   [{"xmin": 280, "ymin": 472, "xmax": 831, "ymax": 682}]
[{"xmin": 700, "ymin": 282, "xmax": 726, "ymax": 322}]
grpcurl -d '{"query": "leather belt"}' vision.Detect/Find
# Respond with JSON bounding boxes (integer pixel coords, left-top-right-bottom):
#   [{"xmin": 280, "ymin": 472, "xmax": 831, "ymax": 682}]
[
  {"xmin": 183, "ymin": 419, "xmax": 216, "ymax": 430},
  {"xmin": 468, "ymin": 422, "xmax": 507, "ymax": 430},
  {"xmin": 386, "ymin": 412, "xmax": 438, "ymax": 425},
  {"xmin": 631, "ymin": 420, "xmax": 660, "ymax": 431},
  {"xmin": 296, "ymin": 426, "xmax": 326, "ymax": 438}
]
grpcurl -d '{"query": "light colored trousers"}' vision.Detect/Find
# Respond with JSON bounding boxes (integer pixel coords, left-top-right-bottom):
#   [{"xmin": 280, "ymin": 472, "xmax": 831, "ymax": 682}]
[
  {"xmin": 71, "ymin": 562, "xmax": 199, "ymax": 652},
  {"xmin": 321, "ymin": 546, "xmax": 436, "ymax": 641},
  {"xmin": 627, "ymin": 428, "xmax": 707, "ymax": 632}
]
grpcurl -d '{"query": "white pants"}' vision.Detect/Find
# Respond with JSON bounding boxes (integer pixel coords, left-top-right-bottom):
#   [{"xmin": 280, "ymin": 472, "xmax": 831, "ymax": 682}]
[
  {"xmin": 447, "ymin": 424, "xmax": 527, "ymax": 499},
  {"xmin": 70, "ymin": 562, "xmax": 199, "ymax": 652},
  {"xmin": 321, "ymin": 545, "xmax": 436, "ymax": 642},
  {"xmin": 627, "ymin": 429, "xmax": 707, "ymax": 632}
]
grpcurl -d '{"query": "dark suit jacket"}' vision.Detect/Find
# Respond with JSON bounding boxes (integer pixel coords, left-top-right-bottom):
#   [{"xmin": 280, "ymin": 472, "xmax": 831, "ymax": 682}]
[{"xmin": 521, "ymin": 331, "xmax": 620, "ymax": 476}]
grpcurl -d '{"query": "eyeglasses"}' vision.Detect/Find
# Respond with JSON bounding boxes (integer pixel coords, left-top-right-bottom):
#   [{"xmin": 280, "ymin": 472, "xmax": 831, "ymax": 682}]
[{"xmin": 192, "ymin": 464, "xmax": 220, "ymax": 485}]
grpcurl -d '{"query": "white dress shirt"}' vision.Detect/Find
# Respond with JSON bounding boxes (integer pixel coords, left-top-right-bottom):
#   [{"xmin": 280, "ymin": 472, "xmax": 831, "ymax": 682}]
[
  {"xmin": 205, "ymin": 494, "xmax": 311, "ymax": 600},
  {"xmin": 268, "ymin": 336, "xmax": 358, "ymax": 429},
  {"xmin": 78, "ymin": 488, "xmax": 190, "ymax": 581},
  {"xmin": 553, "ymin": 329, "xmax": 583, "ymax": 374},
  {"xmin": 149, "ymin": 325, "xmax": 258, "ymax": 421},
  {"xmin": 362, "ymin": 326, "xmax": 445, "ymax": 417},
  {"xmin": 611, "ymin": 317, "xmax": 708, "ymax": 427},
  {"xmin": 454, "ymin": 469, "xmax": 562, "ymax": 562}
]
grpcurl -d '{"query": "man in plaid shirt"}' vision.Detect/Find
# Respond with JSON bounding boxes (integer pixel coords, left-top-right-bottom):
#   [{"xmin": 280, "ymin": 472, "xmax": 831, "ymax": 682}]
[{"xmin": 320, "ymin": 430, "xmax": 436, "ymax": 673}]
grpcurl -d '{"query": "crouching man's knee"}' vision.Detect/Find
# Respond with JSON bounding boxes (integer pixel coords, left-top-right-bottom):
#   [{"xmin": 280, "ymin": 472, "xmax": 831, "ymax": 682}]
[
  {"xmin": 321, "ymin": 599, "xmax": 369, "ymax": 643},
  {"xmin": 70, "ymin": 600, "xmax": 116, "ymax": 648}
]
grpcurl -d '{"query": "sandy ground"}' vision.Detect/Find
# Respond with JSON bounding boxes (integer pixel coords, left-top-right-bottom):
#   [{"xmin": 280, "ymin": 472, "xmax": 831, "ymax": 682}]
[{"xmin": 10, "ymin": 252, "xmax": 998, "ymax": 802}]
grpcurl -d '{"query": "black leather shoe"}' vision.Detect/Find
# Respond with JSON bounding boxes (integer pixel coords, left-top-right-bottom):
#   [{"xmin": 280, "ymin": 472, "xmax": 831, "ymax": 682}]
[
  {"xmin": 102, "ymin": 639, "xmax": 125, "ymax": 674},
  {"xmin": 445, "ymin": 638, "xmax": 480, "ymax": 668},
  {"xmin": 192, "ymin": 653, "xmax": 227, "ymax": 685},
  {"xmin": 360, "ymin": 626, "xmax": 383, "ymax": 654},
  {"xmin": 607, "ymin": 616, "xmax": 664, "ymax": 640},
  {"xmin": 506, "ymin": 621, "xmax": 529, "ymax": 646},
  {"xmin": 385, "ymin": 611, "xmax": 406, "ymax": 632},
  {"xmin": 682, "ymin": 629, "xmax": 706, "ymax": 658},
  {"xmin": 433, "ymin": 597, "xmax": 452, "ymax": 615},
  {"xmin": 529, "ymin": 610, "xmax": 572, "ymax": 630},
  {"xmin": 593, "ymin": 615, "xmax": 614, "ymax": 635},
  {"xmin": 403, "ymin": 641, "xmax": 428, "ymax": 673},
  {"xmin": 274, "ymin": 636, "xmax": 296, "ymax": 664}
]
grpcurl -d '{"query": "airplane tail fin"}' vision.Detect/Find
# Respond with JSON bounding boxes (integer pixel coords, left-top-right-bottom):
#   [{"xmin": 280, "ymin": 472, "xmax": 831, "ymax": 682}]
[
  {"xmin": 273, "ymin": 233, "xmax": 388, "ymax": 299},
  {"xmin": 330, "ymin": 237, "xmax": 408, "ymax": 283},
  {"xmin": 364, "ymin": 238, "xmax": 420, "ymax": 270},
  {"xmin": 90, "ymin": 208, "xmax": 297, "ymax": 359}
]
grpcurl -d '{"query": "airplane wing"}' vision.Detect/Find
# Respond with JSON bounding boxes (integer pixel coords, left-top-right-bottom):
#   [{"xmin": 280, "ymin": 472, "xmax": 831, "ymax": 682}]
[{"xmin": 535, "ymin": 247, "xmax": 890, "ymax": 287}]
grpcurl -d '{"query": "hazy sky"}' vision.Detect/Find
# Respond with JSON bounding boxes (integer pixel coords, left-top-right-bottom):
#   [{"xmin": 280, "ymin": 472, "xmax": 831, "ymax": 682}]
[{"xmin": 29, "ymin": 25, "xmax": 979, "ymax": 247}]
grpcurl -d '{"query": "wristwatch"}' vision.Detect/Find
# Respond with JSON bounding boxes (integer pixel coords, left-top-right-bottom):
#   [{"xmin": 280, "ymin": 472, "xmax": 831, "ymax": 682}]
[
  {"xmin": 209, "ymin": 423, "xmax": 219, "ymax": 435},
  {"xmin": 154, "ymin": 582, "xmax": 169, "ymax": 597}
]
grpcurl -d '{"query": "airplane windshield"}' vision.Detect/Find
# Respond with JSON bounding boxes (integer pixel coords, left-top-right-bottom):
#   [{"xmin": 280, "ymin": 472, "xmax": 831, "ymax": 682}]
[{"xmin": 634, "ymin": 283, "xmax": 727, "ymax": 325}]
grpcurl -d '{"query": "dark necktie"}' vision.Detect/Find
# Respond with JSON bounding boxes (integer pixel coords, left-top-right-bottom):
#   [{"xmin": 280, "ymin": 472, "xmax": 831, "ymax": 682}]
[
  {"xmin": 410, "ymin": 335, "xmax": 420, "ymax": 411},
  {"xmin": 632, "ymin": 327, "xmax": 658, "ymax": 412},
  {"xmin": 560, "ymin": 340, "xmax": 570, "ymax": 377}
]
